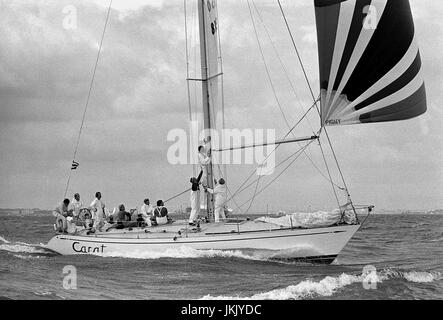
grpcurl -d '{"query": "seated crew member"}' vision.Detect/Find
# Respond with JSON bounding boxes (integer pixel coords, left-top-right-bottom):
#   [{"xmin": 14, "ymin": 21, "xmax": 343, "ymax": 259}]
[
  {"xmin": 129, "ymin": 208, "xmax": 145, "ymax": 227},
  {"xmin": 52, "ymin": 199, "xmax": 70, "ymax": 233},
  {"xmin": 130, "ymin": 208, "xmax": 138, "ymax": 221},
  {"xmin": 114, "ymin": 204, "xmax": 132, "ymax": 229},
  {"xmin": 83, "ymin": 212, "xmax": 93, "ymax": 229},
  {"xmin": 140, "ymin": 198, "xmax": 154, "ymax": 226},
  {"xmin": 153, "ymin": 200, "xmax": 169, "ymax": 225}
]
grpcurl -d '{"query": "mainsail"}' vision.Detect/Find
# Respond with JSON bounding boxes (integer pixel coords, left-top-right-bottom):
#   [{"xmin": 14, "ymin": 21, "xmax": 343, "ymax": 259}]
[{"xmin": 315, "ymin": 0, "xmax": 426, "ymax": 126}]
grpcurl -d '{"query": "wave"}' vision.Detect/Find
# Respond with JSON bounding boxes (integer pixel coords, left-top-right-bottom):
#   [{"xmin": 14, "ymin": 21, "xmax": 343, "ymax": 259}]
[
  {"xmin": 0, "ymin": 236, "xmax": 52, "ymax": 255},
  {"xmin": 411, "ymin": 222, "xmax": 431, "ymax": 228},
  {"xmin": 383, "ymin": 269, "xmax": 441, "ymax": 283},
  {"xmin": 13, "ymin": 254, "xmax": 47, "ymax": 260},
  {"xmin": 32, "ymin": 290, "xmax": 66, "ymax": 299},
  {"xmin": 0, "ymin": 236, "xmax": 10, "ymax": 244},
  {"xmin": 97, "ymin": 246, "xmax": 271, "ymax": 261},
  {"xmin": 0, "ymin": 243, "xmax": 49, "ymax": 254},
  {"xmin": 96, "ymin": 246, "xmax": 320, "ymax": 265},
  {"xmin": 201, "ymin": 269, "xmax": 442, "ymax": 300}
]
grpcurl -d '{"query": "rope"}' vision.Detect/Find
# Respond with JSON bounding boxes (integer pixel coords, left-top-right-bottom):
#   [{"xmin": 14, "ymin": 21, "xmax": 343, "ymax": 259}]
[
  {"xmin": 164, "ymin": 188, "xmax": 192, "ymax": 204},
  {"xmin": 63, "ymin": 0, "xmax": 113, "ymax": 198}
]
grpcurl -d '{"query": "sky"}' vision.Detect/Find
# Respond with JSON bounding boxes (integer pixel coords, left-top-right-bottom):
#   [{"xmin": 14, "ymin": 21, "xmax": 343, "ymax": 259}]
[{"xmin": 0, "ymin": 0, "xmax": 442, "ymax": 212}]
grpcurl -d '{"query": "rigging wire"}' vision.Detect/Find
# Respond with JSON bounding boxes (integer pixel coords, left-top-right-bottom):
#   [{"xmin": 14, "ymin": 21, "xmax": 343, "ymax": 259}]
[
  {"xmin": 63, "ymin": 0, "xmax": 113, "ymax": 198},
  {"xmin": 235, "ymin": 0, "xmax": 298, "ymax": 213},
  {"xmin": 251, "ymin": 0, "xmax": 315, "ymax": 135},
  {"xmin": 246, "ymin": 0, "xmax": 344, "ymax": 211},
  {"xmin": 226, "ymin": 101, "xmax": 317, "ymax": 205},
  {"xmin": 277, "ymin": 0, "xmax": 318, "ymax": 114},
  {"xmin": 235, "ymin": 140, "xmax": 315, "ymax": 195},
  {"xmin": 228, "ymin": 100, "xmax": 314, "ymax": 201},
  {"xmin": 215, "ymin": 164, "xmax": 244, "ymax": 214},
  {"xmin": 317, "ymin": 133, "xmax": 341, "ymax": 210},
  {"xmin": 242, "ymin": 0, "xmax": 281, "ymax": 214},
  {"xmin": 250, "ymin": 0, "xmax": 346, "ymax": 191},
  {"xmin": 237, "ymin": 139, "xmax": 316, "ymax": 210},
  {"xmin": 246, "ymin": 0, "xmax": 292, "ymax": 132},
  {"xmin": 276, "ymin": 0, "xmax": 354, "ymax": 210}
]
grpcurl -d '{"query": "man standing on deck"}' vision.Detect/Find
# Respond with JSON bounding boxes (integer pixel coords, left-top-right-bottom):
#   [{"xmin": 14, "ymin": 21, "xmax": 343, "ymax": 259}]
[
  {"xmin": 189, "ymin": 170, "xmax": 203, "ymax": 226},
  {"xmin": 90, "ymin": 192, "xmax": 106, "ymax": 231},
  {"xmin": 205, "ymin": 178, "xmax": 227, "ymax": 223}
]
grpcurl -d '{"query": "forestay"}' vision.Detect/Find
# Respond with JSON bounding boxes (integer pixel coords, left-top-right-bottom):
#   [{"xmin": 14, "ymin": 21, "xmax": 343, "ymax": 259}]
[{"xmin": 314, "ymin": 0, "xmax": 426, "ymax": 126}]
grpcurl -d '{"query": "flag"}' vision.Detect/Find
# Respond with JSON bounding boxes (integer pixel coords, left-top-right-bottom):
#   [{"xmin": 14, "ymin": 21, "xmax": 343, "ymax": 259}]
[{"xmin": 71, "ymin": 160, "xmax": 79, "ymax": 170}]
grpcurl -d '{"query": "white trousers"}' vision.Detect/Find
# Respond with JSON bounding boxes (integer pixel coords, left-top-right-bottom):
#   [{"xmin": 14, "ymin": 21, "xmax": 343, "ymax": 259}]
[
  {"xmin": 189, "ymin": 190, "xmax": 200, "ymax": 223},
  {"xmin": 214, "ymin": 202, "xmax": 226, "ymax": 223},
  {"xmin": 201, "ymin": 166, "xmax": 208, "ymax": 187}
]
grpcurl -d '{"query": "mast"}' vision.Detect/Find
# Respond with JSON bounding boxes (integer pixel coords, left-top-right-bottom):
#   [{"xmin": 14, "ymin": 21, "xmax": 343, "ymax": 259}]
[{"xmin": 197, "ymin": 0, "xmax": 215, "ymax": 219}]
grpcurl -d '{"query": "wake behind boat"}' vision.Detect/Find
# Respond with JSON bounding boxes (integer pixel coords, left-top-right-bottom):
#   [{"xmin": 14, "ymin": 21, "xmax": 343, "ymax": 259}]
[{"xmin": 46, "ymin": 0, "xmax": 426, "ymax": 264}]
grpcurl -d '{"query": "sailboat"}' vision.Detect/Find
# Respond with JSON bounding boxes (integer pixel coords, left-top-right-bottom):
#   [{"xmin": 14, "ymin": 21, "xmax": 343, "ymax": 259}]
[{"xmin": 45, "ymin": 0, "xmax": 426, "ymax": 263}]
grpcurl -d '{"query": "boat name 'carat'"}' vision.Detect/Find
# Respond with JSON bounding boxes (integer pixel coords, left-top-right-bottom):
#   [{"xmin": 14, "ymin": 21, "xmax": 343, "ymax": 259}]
[{"xmin": 72, "ymin": 241, "xmax": 106, "ymax": 254}]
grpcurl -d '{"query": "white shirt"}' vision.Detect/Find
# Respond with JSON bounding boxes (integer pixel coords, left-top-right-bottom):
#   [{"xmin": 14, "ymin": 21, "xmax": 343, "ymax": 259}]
[
  {"xmin": 90, "ymin": 198, "xmax": 105, "ymax": 220},
  {"xmin": 207, "ymin": 184, "xmax": 227, "ymax": 206},
  {"xmin": 70, "ymin": 198, "xmax": 83, "ymax": 217},
  {"xmin": 198, "ymin": 152, "xmax": 211, "ymax": 167},
  {"xmin": 140, "ymin": 204, "xmax": 153, "ymax": 219}
]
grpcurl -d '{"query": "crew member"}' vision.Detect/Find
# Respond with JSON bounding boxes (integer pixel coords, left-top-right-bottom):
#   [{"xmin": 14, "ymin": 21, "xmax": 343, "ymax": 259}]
[
  {"xmin": 189, "ymin": 170, "xmax": 203, "ymax": 226},
  {"xmin": 90, "ymin": 192, "xmax": 106, "ymax": 231},
  {"xmin": 205, "ymin": 178, "xmax": 227, "ymax": 223},
  {"xmin": 153, "ymin": 200, "xmax": 169, "ymax": 225},
  {"xmin": 70, "ymin": 193, "xmax": 83, "ymax": 218},
  {"xmin": 198, "ymin": 145, "xmax": 211, "ymax": 187},
  {"xmin": 140, "ymin": 198, "xmax": 154, "ymax": 226},
  {"xmin": 52, "ymin": 199, "xmax": 70, "ymax": 233}
]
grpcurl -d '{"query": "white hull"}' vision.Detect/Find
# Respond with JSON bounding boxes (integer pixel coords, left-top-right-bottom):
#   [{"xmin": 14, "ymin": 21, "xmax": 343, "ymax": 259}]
[{"xmin": 45, "ymin": 221, "xmax": 360, "ymax": 264}]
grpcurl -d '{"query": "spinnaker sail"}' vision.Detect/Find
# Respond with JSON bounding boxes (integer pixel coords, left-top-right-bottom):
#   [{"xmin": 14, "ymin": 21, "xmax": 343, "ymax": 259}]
[{"xmin": 315, "ymin": 0, "xmax": 426, "ymax": 126}]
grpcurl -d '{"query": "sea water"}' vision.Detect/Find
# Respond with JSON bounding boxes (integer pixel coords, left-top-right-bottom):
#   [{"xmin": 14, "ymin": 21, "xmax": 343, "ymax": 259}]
[{"xmin": 0, "ymin": 213, "xmax": 442, "ymax": 300}]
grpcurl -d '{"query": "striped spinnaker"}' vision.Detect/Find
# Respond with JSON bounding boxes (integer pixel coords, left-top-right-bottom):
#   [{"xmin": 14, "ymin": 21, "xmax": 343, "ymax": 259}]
[{"xmin": 314, "ymin": 0, "xmax": 426, "ymax": 126}]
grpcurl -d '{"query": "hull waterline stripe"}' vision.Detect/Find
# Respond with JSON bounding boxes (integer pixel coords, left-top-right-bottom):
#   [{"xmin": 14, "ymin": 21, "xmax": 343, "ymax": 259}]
[{"xmin": 55, "ymin": 229, "xmax": 349, "ymax": 245}]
